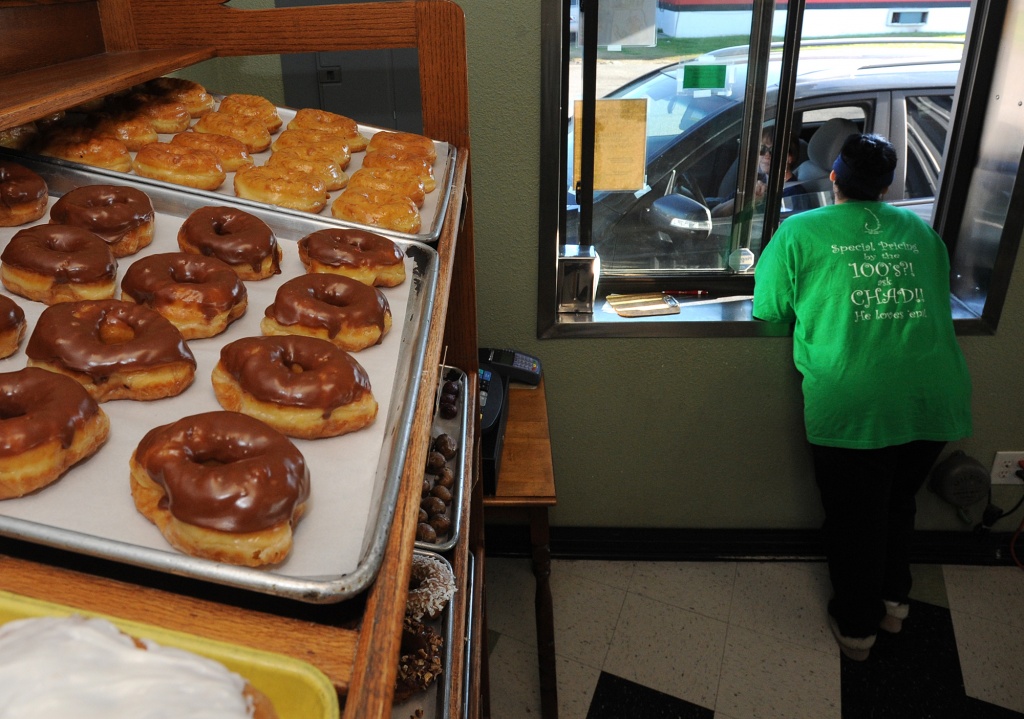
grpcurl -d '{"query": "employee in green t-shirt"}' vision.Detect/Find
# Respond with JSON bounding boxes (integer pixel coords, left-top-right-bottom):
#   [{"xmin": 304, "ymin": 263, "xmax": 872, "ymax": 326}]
[{"xmin": 752, "ymin": 133, "xmax": 972, "ymax": 661}]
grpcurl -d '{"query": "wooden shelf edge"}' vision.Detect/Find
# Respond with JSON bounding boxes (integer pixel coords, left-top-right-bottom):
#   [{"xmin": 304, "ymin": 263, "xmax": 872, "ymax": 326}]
[
  {"xmin": 341, "ymin": 178, "xmax": 466, "ymax": 715},
  {"xmin": 0, "ymin": 552, "xmax": 360, "ymax": 690},
  {"xmin": 0, "ymin": 48, "xmax": 215, "ymax": 131}
]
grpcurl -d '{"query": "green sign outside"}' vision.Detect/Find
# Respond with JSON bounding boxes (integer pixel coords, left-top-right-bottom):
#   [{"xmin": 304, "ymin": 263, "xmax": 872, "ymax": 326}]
[{"xmin": 682, "ymin": 64, "xmax": 727, "ymax": 90}]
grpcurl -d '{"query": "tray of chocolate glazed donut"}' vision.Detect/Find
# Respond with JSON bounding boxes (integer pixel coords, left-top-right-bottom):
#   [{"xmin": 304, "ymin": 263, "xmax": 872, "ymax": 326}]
[
  {"xmin": 0, "ymin": 80, "xmax": 459, "ymax": 245},
  {"xmin": 0, "ymin": 153, "xmax": 441, "ymax": 604}
]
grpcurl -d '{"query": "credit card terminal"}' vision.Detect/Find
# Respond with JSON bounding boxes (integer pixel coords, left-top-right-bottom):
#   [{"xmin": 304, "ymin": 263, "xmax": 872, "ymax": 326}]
[{"xmin": 478, "ymin": 348, "xmax": 542, "ymax": 386}]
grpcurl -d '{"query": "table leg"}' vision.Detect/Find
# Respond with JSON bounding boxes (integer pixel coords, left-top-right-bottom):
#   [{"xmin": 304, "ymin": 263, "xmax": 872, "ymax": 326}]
[
  {"xmin": 480, "ymin": 589, "xmax": 492, "ymax": 719},
  {"xmin": 529, "ymin": 507, "xmax": 558, "ymax": 719}
]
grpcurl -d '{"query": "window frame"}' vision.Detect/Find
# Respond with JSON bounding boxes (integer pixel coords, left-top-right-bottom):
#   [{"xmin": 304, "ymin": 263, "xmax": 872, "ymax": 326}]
[{"xmin": 537, "ymin": 0, "xmax": 1020, "ymax": 339}]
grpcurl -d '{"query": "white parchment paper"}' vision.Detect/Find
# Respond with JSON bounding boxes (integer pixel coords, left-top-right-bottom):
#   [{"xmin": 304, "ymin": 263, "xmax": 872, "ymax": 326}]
[{"xmin": 0, "ymin": 192, "xmax": 419, "ymax": 582}]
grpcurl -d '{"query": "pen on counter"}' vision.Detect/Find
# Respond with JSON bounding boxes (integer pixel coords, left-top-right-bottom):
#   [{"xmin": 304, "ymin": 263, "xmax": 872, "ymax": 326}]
[{"xmin": 663, "ymin": 290, "xmax": 709, "ymax": 297}]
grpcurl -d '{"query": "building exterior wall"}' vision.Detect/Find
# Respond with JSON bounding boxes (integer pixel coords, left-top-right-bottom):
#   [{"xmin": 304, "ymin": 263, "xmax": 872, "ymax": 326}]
[{"xmin": 656, "ymin": 6, "xmax": 971, "ymax": 37}]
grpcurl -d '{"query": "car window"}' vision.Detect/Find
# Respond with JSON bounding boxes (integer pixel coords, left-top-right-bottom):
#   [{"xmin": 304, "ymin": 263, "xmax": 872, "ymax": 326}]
[{"xmin": 905, "ymin": 94, "xmax": 953, "ymax": 199}]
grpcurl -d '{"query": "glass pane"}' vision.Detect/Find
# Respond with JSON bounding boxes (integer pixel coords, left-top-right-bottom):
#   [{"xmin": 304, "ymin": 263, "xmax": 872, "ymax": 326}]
[
  {"xmin": 566, "ymin": 2, "xmax": 767, "ymax": 277},
  {"xmin": 950, "ymin": 7, "xmax": 1024, "ymax": 317},
  {"xmin": 564, "ymin": 0, "xmax": 968, "ymax": 285}
]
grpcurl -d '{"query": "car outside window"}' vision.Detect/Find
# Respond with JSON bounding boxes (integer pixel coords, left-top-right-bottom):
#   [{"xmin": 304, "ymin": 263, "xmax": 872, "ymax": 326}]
[{"xmin": 567, "ymin": 55, "xmax": 960, "ymax": 283}]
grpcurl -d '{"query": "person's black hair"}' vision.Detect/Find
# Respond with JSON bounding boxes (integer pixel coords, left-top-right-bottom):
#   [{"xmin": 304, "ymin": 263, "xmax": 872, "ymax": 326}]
[{"xmin": 832, "ymin": 133, "xmax": 897, "ymax": 201}]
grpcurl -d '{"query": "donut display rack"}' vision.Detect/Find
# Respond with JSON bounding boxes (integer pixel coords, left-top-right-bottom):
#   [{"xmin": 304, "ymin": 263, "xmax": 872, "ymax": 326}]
[{"xmin": 0, "ymin": 154, "xmax": 441, "ymax": 604}]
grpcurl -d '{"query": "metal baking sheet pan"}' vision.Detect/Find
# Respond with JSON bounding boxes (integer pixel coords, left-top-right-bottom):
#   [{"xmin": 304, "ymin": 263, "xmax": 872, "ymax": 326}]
[
  {"xmin": 0, "ymin": 589, "xmax": 341, "ymax": 719},
  {"xmin": 415, "ymin": 365, "xmax": 469, "ymax": 553},
  {"xmin": 22, "ymin": 96, "xmax": 457, "ymax": 244},
  {"xmin": 391, "ymin": 550, "xmax": 455, "ymax": 719},
  {"xmin": 0, "ymin": 152, "xmax": 439, "ymax": 603}
]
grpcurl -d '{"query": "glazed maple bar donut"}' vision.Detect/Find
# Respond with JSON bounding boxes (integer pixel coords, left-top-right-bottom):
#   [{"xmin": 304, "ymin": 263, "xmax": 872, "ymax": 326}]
[
  {"xmin": 0, "ymin": 295, "xmax": 25, "ymax": 358},
  {"xmin": 361, "ymin": 150, "xmax": 436, "ymax": 193},
  {"xmin": 346, "ymin": 166, "xmax": 425, "ymax": 207},
  {"xmin": 0, "ymin": 367, "xmax": 110, "ymax": 500},
  {"xmin": 115, "ymin": 92, "xmax": 192, "ymax": 134},
  {"xmin": 266, "ymin": 146, "xmax": 348, "ymax": 191},
  {"xmin": 261, "ymin": 273, "xmax": 392, "ymax": 352},
  {"xmin": 297, "ymin": 227, "xmax": 406, "ymax": 287},
  {"xmin": 0, "ymin": 615, "xmax": 279, "ymax": 718},
  {"xmin": 25, "ymin": 299, "xmax": 196, "ymax": 402},
  {"xmin": 271, "ymin": 129, "xmax": 352, "ymax": 168},
  {"xmin": 330, "ymin": 188, "xmax": 421, "ymax": 234},
  {"xmin": 213, "ymin": 335, "xmax": 378, "ymax": 439},
  {"xmin": 49, "ymin": 184, "xmax": 155, "ymax": 257},
  {"xmin": 193, "ymin": 111, "xmax": 272, "ymax": 154},
  {"xmin": 40, "ymin": 127, "xmax": 132, "ymax": 173},
  {"xmin": 217, "ymin": 93, "xmax": 283, "ymax": 133},
  {"xmin": 0, "ymin": 160, "xmax": 48, "ymax": 227},
  {"xmin": 91, "ymin": 113, "xmax": 159, "ymax": 152},
  {"xmin": 0, "ymin": 225, "xmax": 117, "ymax": 304},
  {"xmin": 286, "ymin": 107, "xmax": 358, "ymax": 136},
  {"xmin": 129, "ymin": 410, "xmax": 310, "ymax": 567},
  {"xmin": 0, "ymin": 122, "xmax": 40, "ymax": 151},
  {"xmin": 133, "ymin": 142, "xmax": 226, "ymax": 191},
  {"xmin": 233, "ymin": 165, "xmax": 328, "ymax": 214},
  {"xmin": 177, "ymin": 205, "xmax": 282, "ymax": 280},
  {"xmin": 170, "ymin": 131, "xmax": 255, "ymax": 172},
  {"xmin": 286, "ymin": 108, "xmax": 369, "ymax": 152},
  {"xmin": 366, "ymin": 130, "xmax": 437, "ymax": 163},
  {"xmin": 121, "ymin": 252, "xmax": 248, "ymax": 339},
  {"xmin": 144, "ymin": 76, "xmax": 217, "ymax": 118}
]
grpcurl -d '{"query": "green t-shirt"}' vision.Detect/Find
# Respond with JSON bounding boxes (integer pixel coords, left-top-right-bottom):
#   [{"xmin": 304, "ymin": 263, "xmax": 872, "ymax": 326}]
[{"xmin": 753, "ymin": 201, "xmax": 972, "ymax": 449}]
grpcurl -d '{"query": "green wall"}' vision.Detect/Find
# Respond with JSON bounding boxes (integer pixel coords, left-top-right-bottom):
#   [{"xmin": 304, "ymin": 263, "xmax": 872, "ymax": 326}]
[
  {"xmin": 182, "ymin": 0, "xmax": 1024, "ymax": 533},
  {"xmin": 457, "ymin": 0, "xmax": 1024, "ymax": 532}
]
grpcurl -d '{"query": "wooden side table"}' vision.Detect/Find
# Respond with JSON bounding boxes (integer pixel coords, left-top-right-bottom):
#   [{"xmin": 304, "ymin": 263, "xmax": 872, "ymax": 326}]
[{"xmin": 483, "ymin": 378, "xmax": 558, "ymax": 719}]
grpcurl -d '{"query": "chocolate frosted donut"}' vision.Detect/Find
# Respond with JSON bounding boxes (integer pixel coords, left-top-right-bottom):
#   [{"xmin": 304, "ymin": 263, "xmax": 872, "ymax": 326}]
[
  {"xmin": 178, "ymin": 206, "xmax": 282, "ymax": 280},
  {"xmin": 0, "ymin": 224, "xmax": 117, "ymax": 304},
  {"xmin": 49, "ymin": 184, "xmax": 155, "ymax": 257},
  {"xmin": 0, "ymin": 160, "xmax": 48, "ymax": 227},
  {"xmin": 25, "ymin": 299, "xmax": 196, "ymax": 402},
  {"xmin": 0, "ymin": 367, "xmax": 110, "ymax": 500},
  {"xmin": 261, "ymin": 273, "xmax": 392, "ymax": 352},
  {"xmin": 213, "ymin": 335, "xmax": 377, "ymax": 439},
  {"xmin": 121, "ymin": 252, "xmax": 248, "ymax": 339},
  {"xmin": 0, "ymin": 295, "xmax": 26, "ymax": 358},
  {"xmin": 394, "ymin": 617, "xmax": 444, "ymax": 703},
  {"xmin": 129, "ymin": 410, "xmax": 309, "ymax": 566},
  {"xmin": 297, "ymin": 228, "xmax": 406, "ymax": 287}
]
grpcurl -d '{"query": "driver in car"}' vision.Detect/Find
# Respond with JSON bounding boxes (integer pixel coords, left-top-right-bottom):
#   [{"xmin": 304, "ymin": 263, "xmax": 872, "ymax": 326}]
[{"xmin": 710, "ymin": 130, "xmax": 801, "ymax": 217}]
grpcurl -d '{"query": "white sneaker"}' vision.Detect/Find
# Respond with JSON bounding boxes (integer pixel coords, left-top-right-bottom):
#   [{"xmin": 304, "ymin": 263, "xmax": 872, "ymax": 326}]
[
  {"xmin": 880, "ymin": 600, "xmax": 910, "ymax": 634},
  {"xmin": 828, "ymin": 615, "xmax": 875, "ymax": 661}
]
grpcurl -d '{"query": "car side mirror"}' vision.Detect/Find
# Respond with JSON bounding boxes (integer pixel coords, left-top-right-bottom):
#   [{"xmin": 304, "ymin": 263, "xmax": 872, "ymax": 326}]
[{"xmin": 645, "ymin": 194, "xmax": 712, "ymax": 241}]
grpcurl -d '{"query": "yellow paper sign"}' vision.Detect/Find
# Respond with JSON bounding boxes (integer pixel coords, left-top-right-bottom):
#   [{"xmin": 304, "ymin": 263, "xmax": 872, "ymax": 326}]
[{"xmin": 573, "ymin": 98, "xmax": 647, "ymax": 192}]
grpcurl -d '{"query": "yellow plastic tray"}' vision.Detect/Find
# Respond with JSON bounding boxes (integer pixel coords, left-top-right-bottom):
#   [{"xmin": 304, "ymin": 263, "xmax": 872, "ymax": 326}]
[{"xmin": 0, "ymin": 590, "xmax": 340, "ymax": 719}]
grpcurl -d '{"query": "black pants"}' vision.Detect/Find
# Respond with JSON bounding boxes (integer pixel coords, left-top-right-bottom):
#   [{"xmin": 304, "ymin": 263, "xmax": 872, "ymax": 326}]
[{"xmin": 811, "ymin": 440, "xmax": 946, "ymax": 638}]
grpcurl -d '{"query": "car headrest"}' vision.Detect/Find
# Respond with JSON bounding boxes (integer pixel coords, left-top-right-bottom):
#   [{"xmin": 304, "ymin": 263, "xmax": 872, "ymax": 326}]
[{"xmin": 801, "ymin": 118, "xmax": 859, "ymax": 178}]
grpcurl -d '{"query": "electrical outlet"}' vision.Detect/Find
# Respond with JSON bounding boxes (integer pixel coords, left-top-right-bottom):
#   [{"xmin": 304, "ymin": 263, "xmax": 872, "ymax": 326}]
[{"xmin": 990, "ymin": 451, "xmax": 1024, "ymax": 484}]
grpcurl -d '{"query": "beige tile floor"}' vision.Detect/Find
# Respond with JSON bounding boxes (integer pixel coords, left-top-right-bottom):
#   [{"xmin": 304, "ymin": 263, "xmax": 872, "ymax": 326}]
[{"xmin": 484, "ymin": 558, "xmax": 1024, "ymax": 719}]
